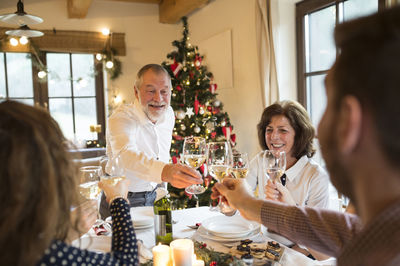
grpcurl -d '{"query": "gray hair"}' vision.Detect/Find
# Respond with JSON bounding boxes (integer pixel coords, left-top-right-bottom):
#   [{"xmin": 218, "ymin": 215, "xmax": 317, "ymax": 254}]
[{"xmin": 134, "ymin": 64, "xmax": 172, "ymax": 92}]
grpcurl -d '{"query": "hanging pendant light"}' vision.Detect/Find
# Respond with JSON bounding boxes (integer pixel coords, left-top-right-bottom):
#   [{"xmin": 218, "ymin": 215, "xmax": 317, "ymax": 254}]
[
  {"xmin": 6, "ymin": 25, "xmax": 43, "ymax": 37},
  {"xmin": 0, "ymin": 0, "xmax": 43, "ymax": 26}
]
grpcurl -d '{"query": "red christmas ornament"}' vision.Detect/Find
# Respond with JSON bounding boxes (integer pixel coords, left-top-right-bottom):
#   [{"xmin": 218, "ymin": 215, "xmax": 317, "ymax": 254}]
[
  {"xmin": 210, "ymin": 261, "xmax": 217, "ymax": 266},
  {"xmin": 172, "ymin": 156, "xmax": 178, "ymax": 164},
  {"xmin": 207, "ymin": 106, "xmax": 212, "ymax": 111},
  {"xmin": 194, "ymin": 95, "xmax": 199, "ymax": 114},
  {"xmin": 230, "ymin": 133, "xmax": 236, "ymax": 143},
  {"xmin": 211, "ymin": 132, "xmax": 217, "ymax": 139},
  {"xmin": 176, "ymin": 85, "xmax": 182, "ymax": 91},
  {"xmin": 212, "ymin": 108, "xmax": 220, "ymax": 115},
  {"xmin": 222, "ymin": 126, "xmax": 232, "ymax": 139},
  {"xmin": 173, "ymin": 134, "xmax": 183, "ymax": 140},
  {"xmin": 170, "ymin": 60, "xmax": 182, "ymax": 77},
  {"xmin": 209, "ymin": 83, "xmax": 217, "ymax": 94},
  {"xmin": 199, "ymin": 163, "xmax": 207, "ymax": 176}
]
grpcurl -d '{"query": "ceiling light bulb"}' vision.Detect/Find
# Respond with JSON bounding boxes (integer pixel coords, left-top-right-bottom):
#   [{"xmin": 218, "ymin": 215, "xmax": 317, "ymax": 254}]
[
  {"xmin": 95, "ymin": 53, "xmax": 103, "ymax": 61},
  {"xmin": 106, "ymin": 61, "xmax": 114, "ymax": 69},
  {"xmin": 10, "ymin": 37, "xmax": 18, "ymax": 46},
  {"xmin": 38, "ymin": 71, "xmax": 47, "ymax": 79},
  {"xmin": 101, "ymin": 28, "xmax": 110, "ymax": 36},
  {"xmin": 19, "ymin": 36, "xmax": 28, "ymax": 45}
]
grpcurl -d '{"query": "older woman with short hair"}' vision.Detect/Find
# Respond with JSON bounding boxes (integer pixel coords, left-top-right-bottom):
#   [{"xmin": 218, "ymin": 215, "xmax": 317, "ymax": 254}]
[{"xmin": 246, "ymin": 100, "xmax": 330, "ymax": 208}]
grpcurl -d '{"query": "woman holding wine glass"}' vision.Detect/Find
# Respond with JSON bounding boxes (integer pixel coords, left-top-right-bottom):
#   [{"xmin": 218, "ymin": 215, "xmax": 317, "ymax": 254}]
[
  {"xmin": 245, "ymin": 100, "xmax": 330, "ymax": 260},
  {"xmin": 0, "ymin": 101, "xmax": 139, "ymax": 265},
  {"xmin": 246, "ymin": 100, "xmax": 330, "ymax": 208}
]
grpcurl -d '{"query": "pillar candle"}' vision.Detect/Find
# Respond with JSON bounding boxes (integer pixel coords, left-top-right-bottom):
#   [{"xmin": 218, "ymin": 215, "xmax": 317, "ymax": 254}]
[
  {"xmin": 170, "ymin": 239, "xmax": 194, "ymax": 266},
  {"xmin": 153, "ymin": 244, "xmax": 171, "ymax": 266}
]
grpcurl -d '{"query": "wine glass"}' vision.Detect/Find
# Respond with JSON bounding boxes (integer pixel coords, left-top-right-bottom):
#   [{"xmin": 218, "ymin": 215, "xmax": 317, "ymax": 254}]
[
  {"xmin": 230, "ymin": 152, "xmax": 249, "ymax": 179},
  {"xmin": 79, "ymin": 166, "xmax": 103, "ymax": 223},
  {"xmin": 207, "ymin": 141, "xmax": 236, "ymax": 215},
  {"xmin": 182, "ymin": 136, "xmax": 207, "ymax": 195},
  {"xmin": 102, "ymin": 152, "xmax": 126, "ymax": 186},
  {"xmin": 262, "ymin": 150, "xmax": 286, "ymax": 194},
  {"xmin": 79, "ymin": 166, "xmax": 103, "ymax": 200}
]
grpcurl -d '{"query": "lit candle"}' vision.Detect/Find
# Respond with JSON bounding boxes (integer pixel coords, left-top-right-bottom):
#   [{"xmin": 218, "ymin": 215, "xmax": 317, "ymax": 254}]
[
  {"xmin": 170, "ymin": 239, "xmax": 194, "ymax": 266},
  {"xmin": 152, "ymin": 244, "xmax": 171, "ymax": 266}
]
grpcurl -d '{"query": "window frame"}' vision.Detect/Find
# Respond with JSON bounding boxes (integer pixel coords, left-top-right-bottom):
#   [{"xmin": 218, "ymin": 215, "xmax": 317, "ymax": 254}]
[
  {"xmin": 296, "ymin": 0, "xmax": 386, "ymax": 109},
  {"xmin": 1, "ymin": 50, "xmax": 106, "ymax": 144}
]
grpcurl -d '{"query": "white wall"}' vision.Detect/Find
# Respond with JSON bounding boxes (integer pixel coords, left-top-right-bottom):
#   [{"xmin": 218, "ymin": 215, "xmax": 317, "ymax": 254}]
[{"xmin": 188, "ymin": 0, "xmax": 264, "ymax": 158}]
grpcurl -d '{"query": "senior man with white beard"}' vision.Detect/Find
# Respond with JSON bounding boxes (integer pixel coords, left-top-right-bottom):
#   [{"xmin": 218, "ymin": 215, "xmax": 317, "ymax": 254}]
[{"xmin": 100, "ymin": 64, "xmax": 202, "ymax": 218}]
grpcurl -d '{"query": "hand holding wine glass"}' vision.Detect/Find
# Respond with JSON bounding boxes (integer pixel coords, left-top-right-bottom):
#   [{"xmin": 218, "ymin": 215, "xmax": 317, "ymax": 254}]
[{"xmin": 182, "ymin": 136, "xmax": 207, "ymax": 195}]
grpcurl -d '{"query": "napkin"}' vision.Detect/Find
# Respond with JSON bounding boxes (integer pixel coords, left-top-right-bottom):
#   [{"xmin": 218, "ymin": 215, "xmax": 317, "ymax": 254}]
[{"xmin": 138, "ymin": 240, "xmax": 153, "ymax": 263}]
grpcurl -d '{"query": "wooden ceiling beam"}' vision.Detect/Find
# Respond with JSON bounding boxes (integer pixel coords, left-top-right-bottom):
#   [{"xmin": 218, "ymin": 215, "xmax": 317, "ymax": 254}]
[
  {"xmin": 106, "ymin": 0, "xmax": 160, "ymax": 3},
  {"xmin": 159, "ymin": 0, "xmax": 210, "ymax": 24},
  {"xmin": 67, "ymin": 0, "xmax": 93, "ymax": 19}
]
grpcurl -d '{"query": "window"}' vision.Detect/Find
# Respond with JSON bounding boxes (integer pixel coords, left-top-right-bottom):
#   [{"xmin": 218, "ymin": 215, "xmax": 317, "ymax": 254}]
[
  {"xmin": 296, "ymin": 0, "xmax": 385, "ymax": 127},
  {"xmin": 0, "ymin": 51, "xmax": 105, "ymax": 144}
]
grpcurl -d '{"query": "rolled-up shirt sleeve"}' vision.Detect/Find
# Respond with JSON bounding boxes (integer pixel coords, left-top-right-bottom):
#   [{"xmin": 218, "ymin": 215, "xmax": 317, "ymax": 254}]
[{"xmin": 260, "ymin": 201, "xmax": 361, "ymax": 257}]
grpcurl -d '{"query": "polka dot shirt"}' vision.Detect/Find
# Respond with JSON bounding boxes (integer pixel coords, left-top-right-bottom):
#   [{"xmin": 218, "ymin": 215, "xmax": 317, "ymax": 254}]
[{"xmin": 37, "ymin": 198, "xmax": 139, "ymax": 266}]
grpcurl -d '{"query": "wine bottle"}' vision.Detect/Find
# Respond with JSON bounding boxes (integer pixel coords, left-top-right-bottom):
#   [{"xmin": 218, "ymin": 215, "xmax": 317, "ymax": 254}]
[{"xmin": 153, "ymin": 194, "xmax": 173, "ymax": 245}]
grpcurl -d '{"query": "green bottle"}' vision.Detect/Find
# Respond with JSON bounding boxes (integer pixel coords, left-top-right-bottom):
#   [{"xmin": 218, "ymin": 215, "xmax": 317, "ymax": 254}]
[{"xmin": 154, "ymin": 194, "xmax": 173, "ymax": 245}]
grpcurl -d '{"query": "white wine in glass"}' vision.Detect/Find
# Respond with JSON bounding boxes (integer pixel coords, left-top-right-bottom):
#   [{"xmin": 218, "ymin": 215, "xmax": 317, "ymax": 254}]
[
  {"xmin": 230, "ymin": 152, "xmax": 249, "ymax": 179},
  {"xmin": 79, "ymin": 166, "xmax": 102, "ymax": 200},
  {"xmin": 102, "ymin": 152, "xmax": 126, "ymax": 186},
  {"xmin": 263, "ymin": 150, "xmax": 286, "ymax": 183},
  {"xmin": 182, "ymin": 136, "xmax": 207, "ymax": 195},
  {"xmin": 208, "ymin": 165, "xmax": 230, "ymax": 182},
  {"xmin": 207, "ymin": 142, "xmax": 236, "ymax": 216}
]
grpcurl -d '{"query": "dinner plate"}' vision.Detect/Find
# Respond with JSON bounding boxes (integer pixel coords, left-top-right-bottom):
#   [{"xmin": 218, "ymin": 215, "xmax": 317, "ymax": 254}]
[
  {"xmin": 130, "ymin": 206, "xmax": 154, "ymax": 227},
  {"xmin": 196, "ymin": 225, "xmax": 261, "ymax": 242},
  {"xmin": 201, "ymin": 215, "xmax": 260, "ymax": 238}
]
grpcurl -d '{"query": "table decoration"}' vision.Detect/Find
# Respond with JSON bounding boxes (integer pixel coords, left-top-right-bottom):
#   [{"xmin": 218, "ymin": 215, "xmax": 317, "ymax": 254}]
[
  {"xmin": 152, "ymin": 244, "xmax": 172, "ymax": 266},
  {"xmin": 170, "ymin": 239, "xmax": 194, "ymax": 266}
]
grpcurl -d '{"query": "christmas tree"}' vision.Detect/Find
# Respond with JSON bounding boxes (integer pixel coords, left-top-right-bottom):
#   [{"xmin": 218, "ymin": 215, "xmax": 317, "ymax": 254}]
[{"xmin": 162, "ymin": 17, "xmax": 237, "ymax": 208}]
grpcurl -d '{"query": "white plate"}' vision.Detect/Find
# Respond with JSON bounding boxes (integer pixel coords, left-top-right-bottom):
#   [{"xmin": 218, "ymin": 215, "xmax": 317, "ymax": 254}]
[
  {"xmin": 72, "ymin": 235, "xmax": 111, "ymax": 253},
  {"xmin": 201, "ymin": 215, "xmax": 260, "ymax": 238},
  {"xmin": 130, "ymin": 206, "xmax": 154, "ymax": 227},
  {"xmin": 134, "ymin": 223, "xmax": 154, "ymax": 230},
  {"xmin": 196, "ymin": 225, "xmax": 261, "ymax": 242}
]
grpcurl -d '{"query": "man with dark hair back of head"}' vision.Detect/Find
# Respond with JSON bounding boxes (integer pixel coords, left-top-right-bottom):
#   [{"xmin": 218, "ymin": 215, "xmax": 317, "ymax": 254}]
[
  {"xmin": 212, "ymin": 6, "xmax": 400, "ymax": 266},
  {"xmin": 100, "ymin": 64, "xmax": 202, "ymax": 218}
]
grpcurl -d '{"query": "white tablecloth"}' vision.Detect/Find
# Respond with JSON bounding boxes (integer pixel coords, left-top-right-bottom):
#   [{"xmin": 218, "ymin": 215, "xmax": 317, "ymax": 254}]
[{"xmin": 76, "ymin": 206, "xmax": 336, "ymax": 266}]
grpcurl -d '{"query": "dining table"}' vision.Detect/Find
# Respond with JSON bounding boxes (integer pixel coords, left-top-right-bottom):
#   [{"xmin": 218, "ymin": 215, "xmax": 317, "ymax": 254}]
[{"xmin": 73, "ymin": 206, "xmax": 336, "ymax": 266}]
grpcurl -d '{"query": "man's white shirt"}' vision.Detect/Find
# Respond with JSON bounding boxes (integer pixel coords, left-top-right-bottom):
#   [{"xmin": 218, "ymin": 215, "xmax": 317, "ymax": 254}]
[{"xmin": 106, "ymin": 100, "xmax": 175, "ymax": 192}]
